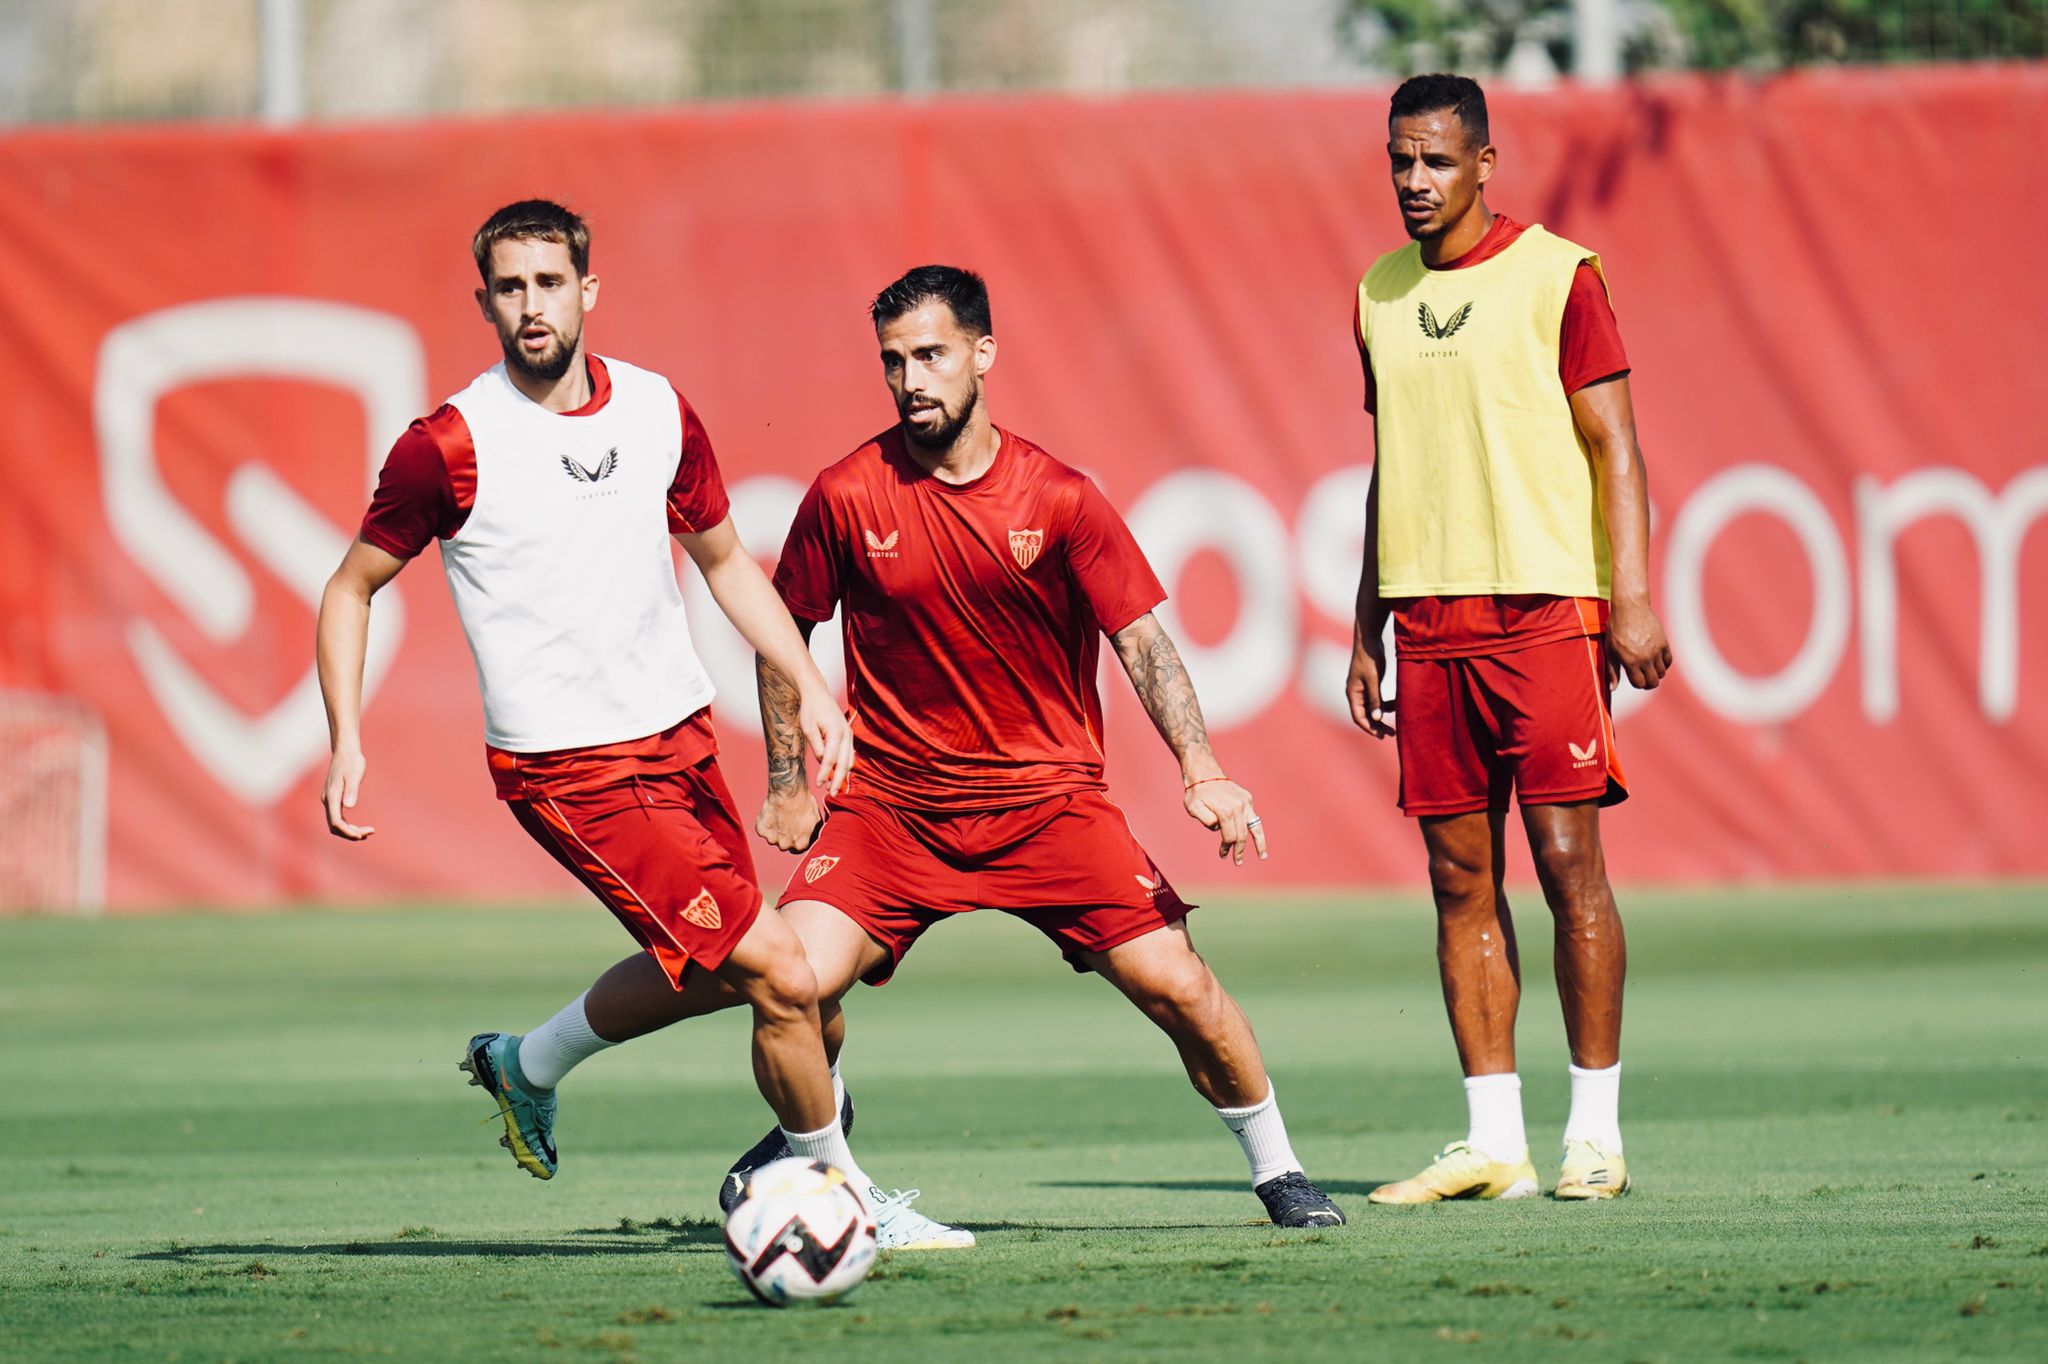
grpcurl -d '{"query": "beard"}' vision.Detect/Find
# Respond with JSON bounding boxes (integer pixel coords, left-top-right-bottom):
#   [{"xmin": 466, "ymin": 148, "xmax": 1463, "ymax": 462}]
[
  {"xmin": 499, "ymin": 320, "xmax": 580, "ymax": 382},
  {"xmin": 900, "ymin": 383, "xmax": 979, "ymax": 450},
  {"xmin": 1401, "ymin": 202, "xmax": 1445, "ymax": 241}
]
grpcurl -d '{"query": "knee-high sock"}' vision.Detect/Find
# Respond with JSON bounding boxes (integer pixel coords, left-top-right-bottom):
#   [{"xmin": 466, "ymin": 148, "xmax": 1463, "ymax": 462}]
[
  {"xmin": 1463, "ymin": 1072, "xmax": 1528, "ymax": 1163},
  {"xmin": 517, "ymin": 992, "xmax": 614, "ymax": 1090},
  {"xmin": 1214, "ymin": 1082, "xmax": 1304, "ymax": 1186},
  {"xmin": 1563, "ymin": 1061, "xmax": 1623, "ymax": 1150},
  {"xmin": 780, "ymin": 1120, "xmax": 878, "ymax": 1210}
]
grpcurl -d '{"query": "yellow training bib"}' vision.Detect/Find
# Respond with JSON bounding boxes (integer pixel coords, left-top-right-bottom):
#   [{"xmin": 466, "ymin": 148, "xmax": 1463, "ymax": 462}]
[{"xmin": 1358, "ymin": 224, "xmax": 1611, "ymax": 599}]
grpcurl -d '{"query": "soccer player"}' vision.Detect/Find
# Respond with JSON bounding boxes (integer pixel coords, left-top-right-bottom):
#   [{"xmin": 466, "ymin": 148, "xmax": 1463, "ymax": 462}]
[
  {"xmin": 1345, "ymin": 76, "xmax": 1672, "ymax": 1203},
  {"xmin": 726, "ymin": 265, "xmax": 1345, "ymax": 1230},
  {"xmin": 313, "ymin": 199, "xmax": 893, "ymax": 1231}
]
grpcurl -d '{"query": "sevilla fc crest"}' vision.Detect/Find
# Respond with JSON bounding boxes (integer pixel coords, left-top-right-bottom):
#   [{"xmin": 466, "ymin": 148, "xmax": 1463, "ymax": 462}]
[
  {"xmin": 804, "ymin": 855, "xmax": 840, "ymax": 884},
  {"xmin": 1008, "ymin": 528, "xmax": 1045, "ymax": 570},
  {"xmin": 679, "ymin": 888, "xmax": 722, "ymax": 929}
]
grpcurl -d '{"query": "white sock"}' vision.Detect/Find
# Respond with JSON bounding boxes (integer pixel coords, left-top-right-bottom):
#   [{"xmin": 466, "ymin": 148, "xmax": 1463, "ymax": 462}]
[
  {"xmin": 516, "ymin": 992, "xmax": 614, "ymax": 1091},
  {"xmin": 1563, "ymin": 1061, "xmax": 1623, "ymax": 1150},
  {"xmin": 830, "ymin": 1059, "xmax": 846, "ymax": 1114},
  {"xmin": 781, "ymin": 1118, "xmax": 880, "ymax": 1209},
  {"xmin": 1214, "ymin": 1082, "xmax": 1304, "ymax": 1187},
  {"xmin": 1463, "ymin": 1072, "xmax": 1528, "ymax": 1163}
]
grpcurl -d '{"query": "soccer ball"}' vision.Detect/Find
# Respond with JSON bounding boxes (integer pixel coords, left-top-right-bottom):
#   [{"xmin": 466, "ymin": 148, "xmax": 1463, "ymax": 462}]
[{"xmin": 723, "ymin": 1156, "xmax": 878, "ymax": 1307}]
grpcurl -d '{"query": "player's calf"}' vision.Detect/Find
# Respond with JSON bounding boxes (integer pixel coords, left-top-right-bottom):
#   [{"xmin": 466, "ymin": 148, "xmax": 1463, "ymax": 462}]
[{"xmin": 1094, "ymin": 930, "xmax": 1346, "ymax": 1227}]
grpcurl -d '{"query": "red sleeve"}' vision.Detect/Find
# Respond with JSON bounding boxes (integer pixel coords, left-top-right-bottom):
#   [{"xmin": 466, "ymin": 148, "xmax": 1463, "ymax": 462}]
[
  {"xmin": 771, "ymin": 476, "xmax": 842, "ymax": 623},
  {"xmin": 1559, "ymin": 262, "xmax": 1630, "ymax": 395},
  {"xmin": 359, "ymin": 406, "xmax": 472, "ymax": 559},
  {"xmin": 666, "ymin": 391, "xmax": 732, "ymax": 534},
  {"xmin": 1064, "ymin": 479, "xmax": 1167, "ymax": 634},
  {"xmin": 1354, "ymin": 293, "xmax": 1377, "ymax": 415}
]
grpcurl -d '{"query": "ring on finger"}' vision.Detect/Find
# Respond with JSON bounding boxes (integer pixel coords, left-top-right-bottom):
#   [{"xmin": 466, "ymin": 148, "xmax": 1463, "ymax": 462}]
[{"xmin": 1246, "ymin": 815, "xmax": 1263, "ymax": 828}]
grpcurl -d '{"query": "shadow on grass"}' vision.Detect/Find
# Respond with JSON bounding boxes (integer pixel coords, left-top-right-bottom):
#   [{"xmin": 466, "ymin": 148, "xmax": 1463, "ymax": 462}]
[
  {"xmin": 134, "ymin": 1221, "xmax": 727, "ymax": 1263},
  {"xmin": 1039, "ymin": 1178, "xmax": 1390, "ymax": 1197}
]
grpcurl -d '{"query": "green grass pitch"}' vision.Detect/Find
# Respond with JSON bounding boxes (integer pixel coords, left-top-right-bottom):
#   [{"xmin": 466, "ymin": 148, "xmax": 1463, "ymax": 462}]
[{"xmin": 5, "ymin": 885, "xmax": 2045, "ymax": 1361}]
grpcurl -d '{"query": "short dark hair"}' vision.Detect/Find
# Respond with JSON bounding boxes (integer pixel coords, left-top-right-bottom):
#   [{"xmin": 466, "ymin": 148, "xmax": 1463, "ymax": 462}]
[
  {"xmin": 871, "ymin": 265, "xmax": 992, "ymax": 337},
  {"xmin": 472, "ymin": 199, "xmax": 590, "ymax": 284},
  {"xmin": 1389, "ymin": 73, "xmax": 1489, "ymax": 148}
]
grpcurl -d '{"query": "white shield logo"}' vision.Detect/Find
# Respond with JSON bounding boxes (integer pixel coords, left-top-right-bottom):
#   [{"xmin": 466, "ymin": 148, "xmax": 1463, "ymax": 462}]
[{"xmin": 96, "ymin": 298, "xmax": 424, "ymax": 804}]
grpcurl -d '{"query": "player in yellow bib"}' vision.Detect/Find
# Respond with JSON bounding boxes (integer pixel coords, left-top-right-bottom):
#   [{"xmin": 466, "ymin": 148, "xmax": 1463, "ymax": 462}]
[{"xmin": 1346, "ymin": 75, "xmax": 1672, "ymax": 1202}]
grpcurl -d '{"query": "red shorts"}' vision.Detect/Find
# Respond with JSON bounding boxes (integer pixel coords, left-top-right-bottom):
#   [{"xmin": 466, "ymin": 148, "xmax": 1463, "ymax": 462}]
[
  {"xmin": 1395, "ymin": 632, "xmax": 1629, "ymax": 817},
  {"xmin": 777, "ymin": 790, "xmax": 1193, "ymax": 985},
  {"xmin": 508, "ymin": 757, "xmax": 761, "ymax": 987}
]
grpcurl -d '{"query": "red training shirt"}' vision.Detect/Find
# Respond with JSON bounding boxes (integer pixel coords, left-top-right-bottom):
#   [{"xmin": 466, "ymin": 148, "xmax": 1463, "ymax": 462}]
[
  {"xmin": 357, "ymin": 355, "xmax": 732, "ymax": 796},
  {"xmin": 1353, "ymin": 214, "xmax": 1631, "ymax": 658},
  {"xmin": 775, "ymin": 426, "xmax": 1166, "ymax": 811}
]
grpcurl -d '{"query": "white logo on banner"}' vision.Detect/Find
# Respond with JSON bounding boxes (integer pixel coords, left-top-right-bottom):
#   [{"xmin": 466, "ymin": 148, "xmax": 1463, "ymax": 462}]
[{"xmin": 95, "ymin": 299, "xmax": 423, "ymax": 804}]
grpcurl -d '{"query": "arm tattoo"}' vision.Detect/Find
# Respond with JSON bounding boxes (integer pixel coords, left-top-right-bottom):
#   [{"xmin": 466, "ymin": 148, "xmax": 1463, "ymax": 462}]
[
  {"xmin": 1112, "ymin": 616, "xmax": 1213, "ymax": 763},
  {"xmin": 756, "ymin": 652, "xmax": 809, "ymax": 793}
]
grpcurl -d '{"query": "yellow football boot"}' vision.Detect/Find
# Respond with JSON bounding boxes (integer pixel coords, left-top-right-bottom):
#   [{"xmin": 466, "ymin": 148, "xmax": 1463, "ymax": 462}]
[
  {"xmin": 1367, "ymin": 1141, "xmax": 1541, "ymax": 1205},
  {"xmin": 1554, "ymin": 1139, "xmax": 1630, "ymax": 1199}
]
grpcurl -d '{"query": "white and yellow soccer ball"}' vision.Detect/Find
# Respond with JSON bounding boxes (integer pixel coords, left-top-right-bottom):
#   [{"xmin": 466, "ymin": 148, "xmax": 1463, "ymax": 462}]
[{"xmin": 723, "ymin": 1156, "xmax": 878, "ymax": 1307}]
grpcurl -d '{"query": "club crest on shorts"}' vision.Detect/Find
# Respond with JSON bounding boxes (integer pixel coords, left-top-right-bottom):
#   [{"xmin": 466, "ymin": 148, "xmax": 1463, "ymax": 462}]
[
  {"xmin": 1008, "ymin": 528, "xmax": 1044, "ymax": 570},
  {"xmin": 804, "ymin": 855, "xmax": 840, "ymax": 884},
  {"xmin": 680, "ymin": 888, "xmax": 722, "ymax": 929}
]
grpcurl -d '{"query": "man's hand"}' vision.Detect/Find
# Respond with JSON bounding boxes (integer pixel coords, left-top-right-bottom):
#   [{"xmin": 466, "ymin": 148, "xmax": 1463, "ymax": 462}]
[
  {"xmin": 1346, "ymin": 628, "xmax": 1396, "ymax": 738},
  {"xmin": 316, "ymin": 538, "xmax": 403, "ymax": 843},
  {"xmin": 1108, "ymin": 612, "xmax": 1267, "ymax": 865},
  {"xmin": 322, "ymin": 746, "xmax": 375, "ymax": 841},
  {"xmin": 1607, "ymin": 598, "xmax": 1672, "ymax": 691},
  {"xmin": 798, "ymin": 689, "xmax": 854, "ymax": 795},
  {"xmin": 1184, "ymin": 777, "xmax": 1268, "ymax": 865},
  {"xmin": 756, "ymin": 786, "xmax": 824, "ymax": 854}
]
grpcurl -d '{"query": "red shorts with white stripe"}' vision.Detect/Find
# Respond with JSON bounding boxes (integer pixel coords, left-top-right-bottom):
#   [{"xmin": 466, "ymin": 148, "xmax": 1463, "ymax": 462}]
[
  {"xmin": 1394, "ymin": 632, "xmax": 1629, "ymax": 817},
  {"xmin": 508, "ymin": 756, "xmax": 761, "ymax": 987},
  {"xmin": 779, "ymin": 791, "xmax": 1192, "ymax": 986}
]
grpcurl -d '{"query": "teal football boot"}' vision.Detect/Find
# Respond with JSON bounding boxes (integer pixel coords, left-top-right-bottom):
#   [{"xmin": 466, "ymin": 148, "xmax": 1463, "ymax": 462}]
[{"xmin": 459, "ymin": 1032, "xmax": 557, "ymax": 1180}]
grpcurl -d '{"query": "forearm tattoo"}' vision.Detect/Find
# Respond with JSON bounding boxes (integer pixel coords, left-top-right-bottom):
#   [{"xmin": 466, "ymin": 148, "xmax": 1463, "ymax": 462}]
[
  {"xmin": 1113, "ymin": 619, "xmax": 1213, "ymax": 762},
  {"xmin": 756, "ymin": 654, "xmax": 808, "ymax": 792}
]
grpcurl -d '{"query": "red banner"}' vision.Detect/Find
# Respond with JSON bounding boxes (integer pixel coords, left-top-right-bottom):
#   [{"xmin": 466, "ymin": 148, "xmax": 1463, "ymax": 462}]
[{"xmin": 2, "ymin": 68, "xmax": 2045, "ymax": 909}]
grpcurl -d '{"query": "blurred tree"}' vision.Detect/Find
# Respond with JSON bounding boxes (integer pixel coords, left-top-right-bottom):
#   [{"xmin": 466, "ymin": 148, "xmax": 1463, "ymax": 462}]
[
  {"xmin": 1335, "ymin": 0, "xmax": 1573, "ymax": 76},
  {"xmin": 694, "ymin": 0, "xmax": 893, "ymax": 98},
  {"xmin": 1336, "ymin": 0, "xmax": 2048, "ymax": 73},
  {"xmin": 1660, "ymin": 0, "xmax": 2048, "ymax": 67}
]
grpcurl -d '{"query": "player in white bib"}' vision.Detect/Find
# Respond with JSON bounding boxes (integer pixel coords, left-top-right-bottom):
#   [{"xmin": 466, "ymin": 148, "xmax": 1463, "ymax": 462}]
[{"xmin": 315, "ymin": 201, "xmax": 954, "ymax": 1247}]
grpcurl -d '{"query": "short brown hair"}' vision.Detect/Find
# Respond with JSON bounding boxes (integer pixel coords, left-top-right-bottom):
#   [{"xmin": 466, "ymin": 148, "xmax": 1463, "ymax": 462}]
[{"xmin": 471, "ymin": 199, "xmax": 590, "ymax": 284}]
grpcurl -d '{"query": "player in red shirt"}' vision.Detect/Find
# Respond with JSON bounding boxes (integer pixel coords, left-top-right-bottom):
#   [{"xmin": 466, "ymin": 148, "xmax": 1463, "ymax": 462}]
[
  {"xmin": 1347, "ymin": 77, "xmax": 1672, "ymax": 1203},
  {"xmin": 723, "ymin": 266, "xmax": 1345, "ymax": 1229},
  {"xmin": 314, "ymin": 200, "xmax": 899, "ymax": 1233}
]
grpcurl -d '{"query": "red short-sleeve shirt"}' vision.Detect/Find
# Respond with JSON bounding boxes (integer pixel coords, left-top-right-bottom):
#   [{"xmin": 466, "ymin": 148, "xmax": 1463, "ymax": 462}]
[
  {"xmin": 359, "ymin": 355, "xmax": 730, "ymax": 560},
  {"xmin": 775, "ymin": 427, "xmax": 1165, "ymax": 810}
]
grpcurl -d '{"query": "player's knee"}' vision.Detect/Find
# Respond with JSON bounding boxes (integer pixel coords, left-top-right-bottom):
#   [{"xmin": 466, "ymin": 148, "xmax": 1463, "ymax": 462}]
[
  {"xmin": 1529, "ymin": 830, "xmax": 1605, "ymax": 906},
  {"xmin": 748, "ymin": 952, "xmax": 820, "ymax": 1022},
  {"xmin": 1135, "ymin": 961, "xmax": 1224, "ymax": 1035},
  {"xmin": 1427, "ymin": 849, "xmax": 1492, "ymax": 911}
]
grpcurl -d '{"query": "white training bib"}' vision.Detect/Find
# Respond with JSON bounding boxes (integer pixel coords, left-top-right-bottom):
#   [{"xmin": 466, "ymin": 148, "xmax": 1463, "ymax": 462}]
[{"xmin": 440, "ymin": 357, "xmax": 714, "ymax": 751}]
